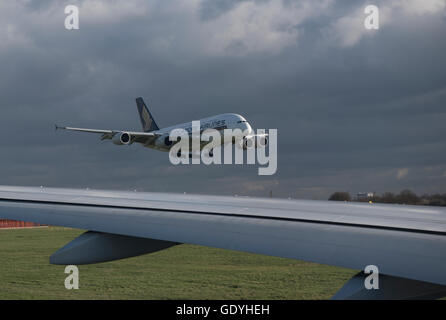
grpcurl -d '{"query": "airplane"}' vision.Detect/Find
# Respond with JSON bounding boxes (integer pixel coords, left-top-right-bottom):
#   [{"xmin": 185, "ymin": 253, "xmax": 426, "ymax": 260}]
[
  {"xmin": 1, "ymin": 185, "xmax": 446, "ymax": 299},
  {"xmin": 55, "ymin": 97, "xmax": 269, "ymax": 155}
]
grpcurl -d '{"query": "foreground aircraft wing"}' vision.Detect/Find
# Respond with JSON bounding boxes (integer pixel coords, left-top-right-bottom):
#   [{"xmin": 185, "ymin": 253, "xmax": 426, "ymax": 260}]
[
  {"xmin": 1, "ymin": 185, "xmax": 446, "ymax": 299},
  {"xmin": 55, "ymin": 125, "xmax": 160, "ymax": 142}
]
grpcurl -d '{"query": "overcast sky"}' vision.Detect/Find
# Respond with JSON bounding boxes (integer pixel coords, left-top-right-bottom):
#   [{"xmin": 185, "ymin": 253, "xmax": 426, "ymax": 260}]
[{"xmin": 0, "ymin": 0, "xmax": 445, "ymax": 199}]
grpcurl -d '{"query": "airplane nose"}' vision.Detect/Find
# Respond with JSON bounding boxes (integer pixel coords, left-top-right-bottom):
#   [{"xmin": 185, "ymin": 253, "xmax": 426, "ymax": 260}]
[{"xmin": 244, "ymin": 122, "xmax": 253, "ymax": 134}]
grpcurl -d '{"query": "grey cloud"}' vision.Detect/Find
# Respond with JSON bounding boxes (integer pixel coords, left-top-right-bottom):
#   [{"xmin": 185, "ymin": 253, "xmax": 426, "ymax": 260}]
[{"xmin": 0, "ymin": 0, "xmax": 445, "ymax": 200}]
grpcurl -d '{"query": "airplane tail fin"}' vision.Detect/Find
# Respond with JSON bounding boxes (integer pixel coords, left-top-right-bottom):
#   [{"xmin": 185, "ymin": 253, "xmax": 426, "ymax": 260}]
[{"xmin": 135, "ymin": 97, "xmax": 159, "ymax": 132}]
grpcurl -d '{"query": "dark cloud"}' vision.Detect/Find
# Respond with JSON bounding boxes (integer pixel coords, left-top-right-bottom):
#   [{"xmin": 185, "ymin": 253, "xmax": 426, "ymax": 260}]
[
  {"xmin": 0, "ymin": 0, "xmax": 445, "ymax": 199},
  {"xmin": 199, "ymin": 0, "xmax": 246, "ymax": 20}
]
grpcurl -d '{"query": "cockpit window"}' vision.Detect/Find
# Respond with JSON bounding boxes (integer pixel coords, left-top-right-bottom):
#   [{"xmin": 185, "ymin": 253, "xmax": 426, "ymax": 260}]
[{"xmin": 237, "ymin": 120, "xmax": 247, "ymax": 123}]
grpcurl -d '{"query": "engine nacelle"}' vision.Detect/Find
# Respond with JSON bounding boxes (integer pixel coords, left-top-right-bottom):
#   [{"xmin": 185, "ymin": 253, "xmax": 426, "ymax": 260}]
[
  {"xmin": 240, "ymin": 134, "xmax": 268, "ymax": 149},
  {"xmin": 112, "ymin": 132, "xmax": 132, "ymax": 145},
  {"xmin": 50, "ymin": 231, "xmax": 179, "ymax": 265}
]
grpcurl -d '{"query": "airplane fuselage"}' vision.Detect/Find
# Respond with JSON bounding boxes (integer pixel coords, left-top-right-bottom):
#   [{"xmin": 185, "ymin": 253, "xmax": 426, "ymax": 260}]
[
  {"xmin": 147, "ymin": 113, "xmax": 252, "ymax": 152},
  {"xmin": 56, "ymin": 98, "xmax": 267, "ymax": 154}
]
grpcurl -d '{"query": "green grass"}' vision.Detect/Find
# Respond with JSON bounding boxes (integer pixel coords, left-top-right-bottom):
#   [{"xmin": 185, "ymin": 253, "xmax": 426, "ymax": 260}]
[{"xmin": 0, "ymin": 227, "xmax": 357, "ymax": 299}]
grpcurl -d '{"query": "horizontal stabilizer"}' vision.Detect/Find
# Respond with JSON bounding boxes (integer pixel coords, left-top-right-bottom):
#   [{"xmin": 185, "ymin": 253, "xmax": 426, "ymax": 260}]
[{"xmin": 50, "ymin": 231, "xmax": 179, "ymax": 265}]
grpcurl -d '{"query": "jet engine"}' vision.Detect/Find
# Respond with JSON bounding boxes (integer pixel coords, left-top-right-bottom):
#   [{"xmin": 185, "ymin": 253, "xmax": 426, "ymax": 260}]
[
  {"xmin": 112, "ymin": 132, "xmax": 132, "ymax": 145},
  {"xmin": 240, "ymin": 134, "xmax": 268, "ymax": 149}
]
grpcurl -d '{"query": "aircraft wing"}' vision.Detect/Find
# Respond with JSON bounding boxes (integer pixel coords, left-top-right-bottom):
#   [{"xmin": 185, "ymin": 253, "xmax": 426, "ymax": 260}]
[
  {"xmin": 1, "ymin": 185, "xmax": 446, "ymax": 299},
  {"xmin": 55, "ymin": 125, "xmax": 160, "ymax": 142}
]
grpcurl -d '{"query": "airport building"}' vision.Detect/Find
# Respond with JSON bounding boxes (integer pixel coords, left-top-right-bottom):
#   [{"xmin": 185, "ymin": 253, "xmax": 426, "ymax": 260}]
[{"xmin": 356, "ymin": 192, "xmax": 375, "ymax": 200}]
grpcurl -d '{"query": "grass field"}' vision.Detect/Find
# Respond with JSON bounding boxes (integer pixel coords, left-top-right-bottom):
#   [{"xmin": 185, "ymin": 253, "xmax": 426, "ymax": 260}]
[{"xmin": 0, "ymin": 227, "xmax": 357, "ymax": 299}]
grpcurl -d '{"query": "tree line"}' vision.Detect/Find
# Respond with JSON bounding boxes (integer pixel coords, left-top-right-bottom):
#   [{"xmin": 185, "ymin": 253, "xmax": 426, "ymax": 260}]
[{"xmin": 328, "ymin": 190, "xmax": 446, "ymax": 206}]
